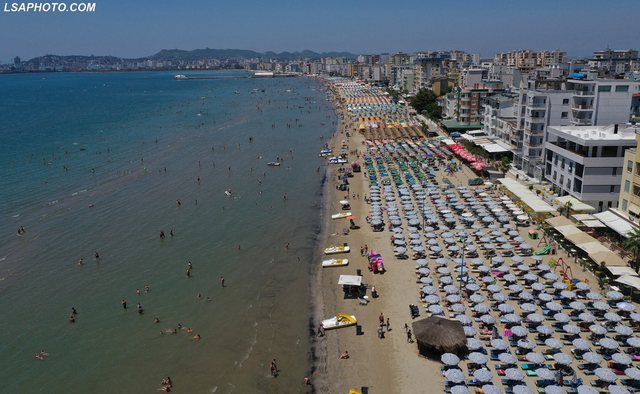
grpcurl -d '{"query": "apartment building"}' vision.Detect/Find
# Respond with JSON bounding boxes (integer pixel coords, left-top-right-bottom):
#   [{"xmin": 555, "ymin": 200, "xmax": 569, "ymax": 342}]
[
  {"xmin": 589, "ymin": 48, "xmax": 639, "ymax": 75},
  {"xmin": 544, "ymin": 124, "xmax": 637, "ymax": 212}
]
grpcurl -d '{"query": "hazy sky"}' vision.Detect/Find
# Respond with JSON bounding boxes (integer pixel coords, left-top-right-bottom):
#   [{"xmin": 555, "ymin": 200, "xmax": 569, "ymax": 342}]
[{"xmin": 1, "ymin": 0, "xmax": 639, "ymax": 62}]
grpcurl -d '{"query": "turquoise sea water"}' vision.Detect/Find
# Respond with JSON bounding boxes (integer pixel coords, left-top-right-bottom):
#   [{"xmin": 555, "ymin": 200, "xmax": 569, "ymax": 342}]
[{"xmin": 0, "ymin": 71, "xmax": 335, "ymax": 393}]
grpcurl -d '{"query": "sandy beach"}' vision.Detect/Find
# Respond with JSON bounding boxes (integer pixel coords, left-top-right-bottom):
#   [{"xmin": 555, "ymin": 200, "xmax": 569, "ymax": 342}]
[{"xmin": 309, "ymin": 80, "xmax": 632, "ymax": 394}]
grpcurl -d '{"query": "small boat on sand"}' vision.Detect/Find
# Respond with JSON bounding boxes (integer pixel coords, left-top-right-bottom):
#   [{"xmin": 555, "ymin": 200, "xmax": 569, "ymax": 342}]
[
  {"xmin": 322, "ymin": 258, "xmax": 349, "ymax": 267},
  {"xmin": 324, "ymin": 245, "xmax": 350, "ymax": 254},
  {"xmin": 322, "ymin": 314, "xmax": 357, "ymax": 330},
  {"xmin": 331, "ymin": 212, "xmax": 351, "ymax": 220}
]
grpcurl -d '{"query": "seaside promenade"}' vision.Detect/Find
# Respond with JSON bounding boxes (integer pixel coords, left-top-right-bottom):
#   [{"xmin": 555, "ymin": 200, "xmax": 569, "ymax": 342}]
[{"xmin": 312, "ymin": 79, "xmax": 640, "ymax": 394}]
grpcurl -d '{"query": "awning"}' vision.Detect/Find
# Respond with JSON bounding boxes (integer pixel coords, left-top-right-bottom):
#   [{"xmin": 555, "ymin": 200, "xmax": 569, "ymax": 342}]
[
  {"xmin": 480, "ymin": 143, "xmax": 509, "ymax": 153},
  {"xmin": 606, "ymin": 266, "xmax": 640, "ymax": 277},
  {"xmin": 566, "ymin": 232, "xmax": 596, "ymax": 245},
  {"xmin": 593, "ymin": 211, "xmax": 636, "ymax": 238},
  {"xmin": 615, "ymin": 275, "xmax": 640, "ymax": 291},
  {"xmin": 338, "ymin": 275, "xmax": 362, "ymax": 286},
  {"xmin": 498, "ymin": 178, "xmax": 556, "ymax": 214},
  {"xmin": 582, "ymin": 220, "xmax": 606, "ymax": 228},
  {"xmin": 590, "ymin": 250, "xmax": 627, "ymax": 266},
  {"xmin": 554, "ymin": 196, "xmax": 595, "ymax": 212},
  {"xmin": 572, "ymin": 214, "xmax": 596, "ymax": 221}
]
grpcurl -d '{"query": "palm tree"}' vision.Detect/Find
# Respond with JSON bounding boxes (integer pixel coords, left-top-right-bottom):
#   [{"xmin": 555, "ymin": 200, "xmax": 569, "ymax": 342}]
[{"xmin": 624, "ymin": 227, "xmax": 640, "ymax": 270}]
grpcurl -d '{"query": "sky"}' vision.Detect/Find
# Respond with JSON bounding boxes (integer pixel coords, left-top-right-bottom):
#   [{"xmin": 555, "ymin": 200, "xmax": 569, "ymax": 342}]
[{"xmin": 1, "ymin": 0, "xmax": 639, "ymax": 62}]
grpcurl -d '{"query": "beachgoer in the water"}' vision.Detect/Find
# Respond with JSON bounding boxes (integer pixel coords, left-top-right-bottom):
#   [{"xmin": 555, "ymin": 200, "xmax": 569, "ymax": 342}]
[
  {"xmin": 154, "ymin": 317, "xmax": 160, "ymax": 324},
  {"xmin": 77, "ymin": 257, "xmax": 84, "ymax": 266},
  {"xmin": 160, "ymin": 230, "xmax": 165, "ymax": 240},
  {"xmin": 137, "ymin": 303, "xmax": 144, "ymax": 314},
  {"xmin": 71, "ymin": 307, "xmax": 77, "ymax": 315},
  {"xmin": 193, "ymin": 334, "xmax": 200, "ymax": 341},
  {"xmin": 69, "ymin": 314, "xmax": 76, "ymax": 324},
  {"xmin": 121, "ymin": 299, "xmax": 127, "ymax": 309},
  {"xmin": 95, "ymin": 251, "xmax": 100, "ymax": 259},
  {"xmin": 169, "ymin": 229, "xmax": 174, "ymax": 237},
  {"xmin": 220, "ymin": 276, "xmax": 225, "ymax": 288},
  {"xmin": 136, "ymin": 289, "xmax": 141, "ymax": 296}
]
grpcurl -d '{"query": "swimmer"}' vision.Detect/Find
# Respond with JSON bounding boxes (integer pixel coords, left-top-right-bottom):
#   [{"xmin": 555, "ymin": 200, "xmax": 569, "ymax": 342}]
[
  {"xmin": 193, "ymin": 334, "xmax": 201, "ymax": 341},
  {"xmin": 160, "ymin": 230, "xmax": 165, "ymax": 240},
  {"xmin": 71, "ymin": 307, "xmax": 77, "ymax": 315},
  {"xmin": 169, "ymin": 229, "xmax": 174, "ymax": 237},
  {"xmin": 121, "ymin": 299, "xmax": 127, "ymax": 309},
  {"xmin": 69, "ymin": 314, "xmax": 76, "ymax": 324},
  {"xmin": 77, "ymin": 257, "xmax": 84, "ymax": 266},
  {"xmin": 154, "ymin": 317, "xmax": 160, "ymax": 324},
  {"xmin": 145, "ymin": 285, "xmax": 150, "ymax": 293},
  {"xmin": 95, "ymin": 251, "xmax": 100, "ymax": 259},
  {"xmin": 220, "ymin": 276, "xmax": 225, "ymax": 288},
  {"xmin": 136, "ymin": 289, "xmax": 141, "ymax": 296},
  {"xmin": 137, "ymin": 303, "xmax": 144, "ymax": 314}
]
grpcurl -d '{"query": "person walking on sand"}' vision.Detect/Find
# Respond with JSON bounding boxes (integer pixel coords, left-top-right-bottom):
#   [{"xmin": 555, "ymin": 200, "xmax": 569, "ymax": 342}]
[
  {"xmin": 386, "ymin": 318, "xmax": 391, "ymax": 331},
  {"xmin": 406, "ymin": 329, "xmax": 413, "ymax": 343},
  {"xmin": 379, "ymin": 313, "xmax": 385, "ymax": 326}
]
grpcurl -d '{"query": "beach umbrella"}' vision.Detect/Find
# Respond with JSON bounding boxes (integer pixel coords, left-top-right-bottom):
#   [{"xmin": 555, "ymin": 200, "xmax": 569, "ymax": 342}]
[
  {"xmin": 560, "ymin": 290, "xmax": 576, "ymax": 299},
  {"xmin": 599, "ymin": 337, "xmax": 619, "ymax": 350},
  {"xmin": 595, "ymin": 368, "xmax": 617, "ymax": 383},
  {"xmin": 583, "ymin": 352, "xmax": 603, "ymax": 364},
  {"xmin": 503, "ymin": 274, "xmax": 518, "ymax": 283},
  {"xmin": 444, "ymin": 285, "xmax": 459, "ymax": 294},
  {"xmin": 611, "ymin": 352, "xmax": 632, "ymax": 365},
  {"xmin": 527, "ymin": 313, "xmax": 544, "ymax": 323},
  {"xmin": 563, "ymin": 324, "xmax": 581, "ymax": 335},
  {"xmin": 417, "ymin": 267, "xmax": 430, "ymax": 275},
  {"xmin": 419, "ymin": 277, "xmax": 433, "ymax": 284},
  {"xmin": 589, "ymin": 324, "xmax": 608, "ymax": 335},
  {"xmin": 483, "ymin": 244, "xmax": 495, "ymax": 250},
  {"xmin": 505, "ymin": 368, "xmax": 524, "ymax": 381},
  {"xmin": 520, "ymin": 291, "xmax": 534, "ymax": 301},
  {"xmin": 472, "ymin": 368, "xmax": 492, "ymax": 383},
  {"xmin": 553, "ymin": 352, "xmax": 573, "ymax": 365},
  {"xmin": 469, "ymin": 352, "xmax": 489, "ymax": 366},
  {"xmin": 569, "ymin": 301, "xmax": 587, "ymax": 311},
  {"xmin": 511, "ymin": 256, "xmax": 524, "ymax": 263},
  {"xmin": 445, "ymin": 368, "xmax": 465, "ymax": 383},
  {"xmin": 480, "ymin": 315, "xmax": 496, "ymax": 325},
  {"xmin": 544, "ymin": 273, "xmax": 559, "ymax": 281},
  {"xmin": 495, "ymin": 265, "xmax": 510, "ymax": 273},
  {"xmin": 422, "ymin": 286, "xmax": 437, "ymax": 295},
  {"xmin": 498, "ymin": 304, "xmax": 514, "ymax": 314},
  {"xmin": 451, "ymin": 303, "xmax": 465, "ymax": 313},
  {"xmin": 470, "ymin": 294, "xmax": 485, "ymax": 304},
  {"xmin": 587, "ymin": 292, "xmax": 602, "ymax": 301},
  {"xmin": 575, "ymin": 282, "xmax": 591, "ymax": 291},
  {"xmin": 545, "ymin": 338, "xmax": 563, "ymax": 349},
  {"xmin": 576, "ymin": 386, "xmax": 598, "ymax": 394},
  {"xmin": 455, "ymin": 315, "xmax": 472, "ymax": 326},
  {"xmin": 450, "ymin": 386, "xmax": 471, "ymax": 394},
  {"xmin": 607, "ymin": 385, "xmax": 631, "ymax": 394},
  {"xmin": 424, "ymin": 295, "xmax": 440, "ymax": 305},
  {"xmin": 478, "ymin": 265, "xmax": 490, "ymax": 273},
  {"xmin": 627, "ymin": 337, "xmax": 640, "ymax": 347},
  {"xmin": 625, "ymin": 367, "xmax": 640, "ymax": 380},
  {"xmin": 631, "ymin": 313, "xmax": 640, "ymax": 322},
  {"xmin": 487, "ymin": 284, "xmax": 502, "ymax": 293},
  {"xmin": 614, "ymin": 325, "xmax": 633, "ymax": 336},
  {"xmin": 579, "ymin": 312, "xmax": 596, "ymax": 323},
  {"xmin": 536, "ymin": 368, "xmax": 555, "ymax": 380},
  {"xmin": 467, "ymin": 338, "xmax": 482, "ymax": 351},
  {"xmin": 492, "ymin": 293, "xmax": 507, "ymax": 302},
  {"xmin": 491, "ymin": 339, "xmax": 508, "ymax": 350},
  {"xmin": 553, "ymin": 313, "xmax": 570, "ymax": 323},
  {"xmin": 524, "ymin": 273, "xmax": 539, "ymax": 282},
  {"xmin": 474, "ymin": 304, "xmax": 490, "ymax": 314},
  {"xmin": 499, "ymin": 353, "xmax": 517, "ymax": 364},
  {"xmin": 536, "ymin": 325, "xmax": 553, "ymax": 336},
  {"xmin": 552, "ymin": 281, "xmax": 567, "ymax": 290},
  {"xmin": 525, "ymin": 352, "xmax": 545, "ymax": 364},
  {"xmin": 463, "ymin": 326, "xmax": 476, "ymax": 337},
  {"xmin": 482, "ymin": 385, "xmax": 501, "ymax": 394},
  {"xmin": 572, "ymin": 338, "xmax": 590, "ymax": 351},
  {"xmin": 441, "ymin": 353, "xmax": 460, "ymax": 366},
  {"xmin": 537, "ymin": 264, "xmax": 550, "ymax": 271},
  {"xmin": 604, "ymin": 312, "xmax": 622, "ymax": 323},
  {"xmin": 593, "ymin": 301, "xmax": 610, "ymax": 311},
  {"xmin": 544, "ymin": 386, "xmax": 564, "ymax": 394},
  {"xmin": 491, "ymin": 256, "xmax": 505, "ymax": 264},
  {"xmin": 504, "ymin": 314, "xmax": 521, "ymax": 324},
  {"xmin": 545, "ymin": 302, "xmax": 563, "ymax": 312},
  {"xmin": 607, "ymin": 291, "xmax": 624, "ymax": 300},
  {"xmin": 465, "ymin": 283, "xmax": 480, "ymax": 292},
  {"xmin": 518, "ymin": 339, "xmax": 535, "ymax": 350},
  {"xmin": 428, "ymin": 305, "xmax": 444, "ymax": 314},
  {"xmin": 501, "ymin": 244, "xmax": 513, "ymax": 250},
  {"xmin": 617, "ymin": 302, "xmax": 635, "ymax": 313},
  {"xmin": 538, "ymin": 293, "xmax": 553, "ymax": 302},
  {"xmin": 508, "ymin": 284, "xmax": 523, "ymax": 293},
  {"xmin": 513, "ymin": 386, "xmax": 534, "ymax": 394},
  {"xmin": 511, "ymin": 326, "xmax": 528, "ymax": 337},
  {"xmin": 447, "ymin": 294, "xmax": 462, "ymax": 303}
]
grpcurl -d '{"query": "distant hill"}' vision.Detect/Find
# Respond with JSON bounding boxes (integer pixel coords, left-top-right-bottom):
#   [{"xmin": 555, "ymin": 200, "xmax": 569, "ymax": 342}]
[{"xmin": 149, "ymin": 48, "xmax": 358, "ymax": 61}]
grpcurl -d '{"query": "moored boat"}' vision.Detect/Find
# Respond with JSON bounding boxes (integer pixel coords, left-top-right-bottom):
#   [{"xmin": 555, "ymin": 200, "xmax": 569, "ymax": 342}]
[
  {"xmin": 324, "ymin": 245, "xmax": 350, "ymax": 254},
  {"xmin": 322, "ymin": 258, "xmax": 349, "ymax": 267},
  {"xmin": 321, "ymin": 313, "xmax": 357, "ymax": 330}
]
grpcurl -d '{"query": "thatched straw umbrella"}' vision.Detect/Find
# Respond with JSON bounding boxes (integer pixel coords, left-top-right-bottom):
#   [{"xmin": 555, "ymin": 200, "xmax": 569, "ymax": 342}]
[{"xmin": 412, "ymin": 316, "xmax": 467, "ymax": 357}]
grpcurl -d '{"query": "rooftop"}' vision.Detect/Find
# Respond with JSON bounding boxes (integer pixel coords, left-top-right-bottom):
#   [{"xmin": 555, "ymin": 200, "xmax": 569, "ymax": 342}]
[{"xmin": 548, "ymin": 124, "xmax": 639, "ymax": 142}]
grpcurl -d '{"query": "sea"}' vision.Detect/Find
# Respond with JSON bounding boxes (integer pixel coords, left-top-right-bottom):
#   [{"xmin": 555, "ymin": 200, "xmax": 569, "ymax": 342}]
[{"xmin": 0, "ymin": 71, "xmax": 336, "ymax": 393}]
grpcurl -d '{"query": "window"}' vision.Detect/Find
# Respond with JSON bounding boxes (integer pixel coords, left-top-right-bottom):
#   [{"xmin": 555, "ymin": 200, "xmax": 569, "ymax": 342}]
[
  {"xmin": 598, "ymin": 85, "xmax": 611, "ymax": 92},
  {"xmin": 608, "ymin": 201, "xmax": 613, "ymax": 208},
  {"xmin": 561, "ymin": 158, "xmax": 565, "ymax": 169},
  {"xmin": 562, "ymin": 99, "xmax": 569, "ymax": 105},
  {"xmin": 615, "ymin": 85, "xmax": 629, "ymax": 92},
  {"xmin": 623, "ymin": 199, "xmax": 628, "ymax": 211},
  {"xmin": 561, "ymin": 112, "xmax": 568, "ymax": 118},
  {"xmin": 559, "ymin": 175, "xmax": 564, "ymax": 185},
  {"xmin": 628, "ymin": 160, "xmax": 634, "ymax": 172},
  {"xmin": 634, "ymin": 185, "xmax": 640, "ymax": 197},
  {"xmin": 566, "ymin": 179, "xmax": 571, "ymax": 189},
  {"xmin": 553, "ymin": 171, "xmax": 557, "ymax": 181},
  {"xmin": 626, "ymin": 180, "xmax": 631, "ymax": 193},
  {"xmin": 636, "ymin": 163, "xmax": 640, "ymax": 176},
  {"xmin": 612, "ymin": 167, "xmax": 617, "ymax": 176},
  {"xmin": 598, "ymin": 201, "xmax": 604, "ymax": 212},
  {"xmin": 610, "ymin": 185, "xmax": 615, "ymax": 193},
  {"xmin": 601, "ymin": 146, "xmax": 618, "ymax": 157}
]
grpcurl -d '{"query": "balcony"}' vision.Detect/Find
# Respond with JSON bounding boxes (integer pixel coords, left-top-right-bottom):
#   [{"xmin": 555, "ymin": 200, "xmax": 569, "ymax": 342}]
[
  {"xmin": 571, "ymin": 105, "xmax": 593, "ymax": 111},
  {"xmin": 573, "ymin": 90, "xmax": 594, "ymax": 96},
  {"xmin": 527, "ymin": 101, "xmax": 546, "ymax": 109},
  {"xmin": 571, "ymin": 118, "xmax": 592, "ymax": 126}
]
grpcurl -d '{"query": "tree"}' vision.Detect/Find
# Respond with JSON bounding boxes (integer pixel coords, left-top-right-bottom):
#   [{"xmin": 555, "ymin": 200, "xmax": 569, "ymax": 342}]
[
  {"xmin": 410, "ymin": 89, "xmax": 442, "ymax": 120},
  {"xmin": 497, "ymin": 157, "xmax": 511, "ymax": 174},
  {"xmin": 624, "ymin": 227, "xmax": 640, "ymax": 267},
  {"xmin": 563, "ymin": 201, "xmax": 573, "ymax": 218}
]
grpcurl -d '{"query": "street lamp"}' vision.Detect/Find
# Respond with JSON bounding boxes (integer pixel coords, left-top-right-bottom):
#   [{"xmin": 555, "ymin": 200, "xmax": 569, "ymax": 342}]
[{"xmin": 459, "ymin": 235, "xmax": 467, "ymax": 292}]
